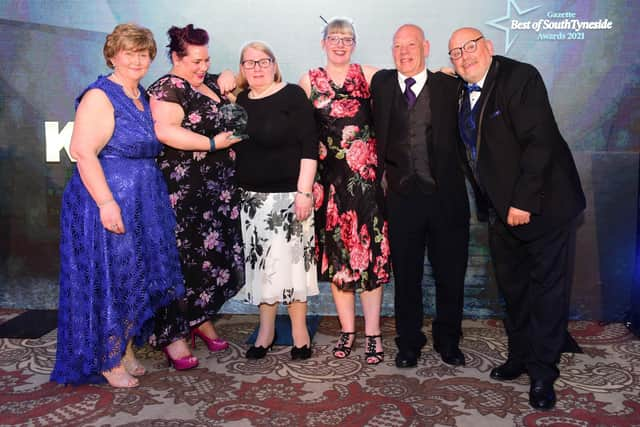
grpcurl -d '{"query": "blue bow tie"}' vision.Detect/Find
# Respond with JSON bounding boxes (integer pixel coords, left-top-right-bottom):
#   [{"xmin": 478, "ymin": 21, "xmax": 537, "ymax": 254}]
[{"xmin": 464, "ymin": 83, "xmax": 482, "ymax": 92}]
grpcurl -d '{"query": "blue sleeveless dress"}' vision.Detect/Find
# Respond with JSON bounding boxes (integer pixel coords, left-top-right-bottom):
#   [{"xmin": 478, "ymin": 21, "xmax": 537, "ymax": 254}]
[{"xmin": 50, "ymin": 76, "xmax": 184, "ymax": 385}]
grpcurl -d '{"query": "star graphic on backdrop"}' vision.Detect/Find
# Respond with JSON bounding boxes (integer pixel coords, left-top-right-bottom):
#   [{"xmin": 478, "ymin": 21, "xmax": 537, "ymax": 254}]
[{"xmin": 486, "ymin": 0, "xmax": 541, "ymax": 53}]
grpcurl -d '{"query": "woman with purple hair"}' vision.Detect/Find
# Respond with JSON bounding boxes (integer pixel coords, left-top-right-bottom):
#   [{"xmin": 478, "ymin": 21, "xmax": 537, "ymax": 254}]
[{"xmin": 147, "ymin": 24, "xmax": 244, "ymax": 370}]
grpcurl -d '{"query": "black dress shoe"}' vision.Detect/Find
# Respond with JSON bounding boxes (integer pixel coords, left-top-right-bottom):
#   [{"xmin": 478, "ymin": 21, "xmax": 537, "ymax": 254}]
[
  {"xmin": 434, "ymin": 345, "xmax": 465, "ymax": 366},
  {"xmin": 490, "ymin": 360, "xmax": 527, "ymax": 381},
  {"xmin": 529, "ymin": 379, "xmax": 556, "ymax": 410},
  {"xmin": 245, "ymin": 345, "xmax": 269, "ymax": 359},
  {"xmin": 246, "ymin": 334, "xmax": 276, "ymax": 360},
  {"xmin": 395, "ymin": 350, "xmax": 420, "ymax": 368},
  {"xmin": 290, "ymin": 344, "xmax": 312, "ymax": 360},
  {"xmin": 246, "ymin": 344, "xmax": 270, "ymax": 359}
]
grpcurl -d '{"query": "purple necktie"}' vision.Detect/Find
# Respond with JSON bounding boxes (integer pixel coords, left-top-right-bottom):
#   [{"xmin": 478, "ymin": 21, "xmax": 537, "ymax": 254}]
[{"xmin": 404, "ymin": 77, "xmax": 416, "ymax": 108}]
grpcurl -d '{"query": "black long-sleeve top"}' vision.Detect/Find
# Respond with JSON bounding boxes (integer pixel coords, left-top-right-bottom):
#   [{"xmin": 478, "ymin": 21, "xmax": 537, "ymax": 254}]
[{"xmin": 235, "ymin": 83, "xmax": 318, "ymax": 192}]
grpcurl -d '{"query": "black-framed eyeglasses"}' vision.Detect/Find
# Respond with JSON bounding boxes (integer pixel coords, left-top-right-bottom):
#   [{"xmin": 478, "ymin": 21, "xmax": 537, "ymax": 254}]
[
  {"xmin": 241, "ymin": 58, "xmax": 273, "ymax": 69},
  {"xmin": 325, "ymin": 35, "xmax": 355, "ymax": 46},
  {"xmin": 448, "ymin": 36, "xmax": 484, "ymax": 60}
]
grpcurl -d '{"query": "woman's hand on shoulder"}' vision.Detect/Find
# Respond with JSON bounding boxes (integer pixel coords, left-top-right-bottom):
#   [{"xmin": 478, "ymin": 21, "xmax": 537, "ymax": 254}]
[
  {"xmin": 438, "ymin": 66, "xmax": 457, "ymax": 77},
  {"xmin": 217, "ymin": 69, "xmax": 238, "ymax": 94}
]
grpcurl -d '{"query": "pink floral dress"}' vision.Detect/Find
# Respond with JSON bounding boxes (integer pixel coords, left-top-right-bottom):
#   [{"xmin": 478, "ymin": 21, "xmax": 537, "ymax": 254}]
[{"xmin": 308, "ymin": 64, "xmax": 391, "ymax": 291}]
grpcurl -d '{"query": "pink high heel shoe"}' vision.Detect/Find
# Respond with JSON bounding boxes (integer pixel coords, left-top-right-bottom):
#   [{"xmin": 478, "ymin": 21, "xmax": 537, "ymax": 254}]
[
  {"xmin": 162, "ymin": 348, "xmax": 199, "ymax": 371},
  {"xmin": 191, "ymin": 328, "xmax": 229, "ymax": 352}
]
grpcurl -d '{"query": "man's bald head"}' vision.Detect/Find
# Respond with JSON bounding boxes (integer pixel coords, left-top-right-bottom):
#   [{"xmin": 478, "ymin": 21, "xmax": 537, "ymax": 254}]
[{"xmin": 448, "ymin": 27, "xmax": 494, "ymax": 83}]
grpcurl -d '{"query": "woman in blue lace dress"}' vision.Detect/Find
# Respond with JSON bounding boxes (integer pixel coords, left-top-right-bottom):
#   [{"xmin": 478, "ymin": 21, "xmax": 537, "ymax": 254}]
[{"xmin": 51, "ymin": 24, "xmax": 184, "ymax": 388}]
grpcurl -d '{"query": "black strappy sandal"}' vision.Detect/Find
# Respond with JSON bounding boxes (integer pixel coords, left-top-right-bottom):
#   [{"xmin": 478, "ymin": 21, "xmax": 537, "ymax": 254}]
[
  {"xmin": 365, "ymin": 334, "xmax": 384, "ymax": 365},
  {"xmin": 332, "ymin": 331, "xmax": 356, "ymax": 359}
]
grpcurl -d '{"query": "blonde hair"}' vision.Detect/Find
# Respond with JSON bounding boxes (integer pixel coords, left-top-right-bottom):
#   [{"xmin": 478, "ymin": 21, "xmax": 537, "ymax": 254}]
[
  {"xmin": 237, "ymin": 41, "xmax": 282, "ymax": 90},
  {"xmin": 322, "ymin": 17, "xmax": 356, "ymax": 41},
  {"xmin": 103, "ymin": 23, "xmax": 157, "ymax": 69}
]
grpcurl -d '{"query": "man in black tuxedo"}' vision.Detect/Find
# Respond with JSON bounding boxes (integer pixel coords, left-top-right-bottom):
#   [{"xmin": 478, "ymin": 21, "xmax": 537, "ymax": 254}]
[
  {"xmin": 371, "ymin": 24, "xmax": 470, "ymax": 368},
  {"xmin": 448, "ymin": 27, "xmax": 586, "ymax": 410}
]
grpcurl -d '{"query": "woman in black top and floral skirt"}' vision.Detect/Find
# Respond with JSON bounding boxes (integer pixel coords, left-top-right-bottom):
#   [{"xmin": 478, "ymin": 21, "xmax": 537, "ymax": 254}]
[{"xmin": 233, "ymin": 41, "xmax": 318, "ymax": 360}]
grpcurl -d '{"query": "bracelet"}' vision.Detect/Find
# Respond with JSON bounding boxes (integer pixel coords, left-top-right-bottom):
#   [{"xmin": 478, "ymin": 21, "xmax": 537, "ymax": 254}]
[
  {"xmin": 296, "ymin": 191, "xmax": 313, "ymax": 200},
  {"xmin": 209, "ymin": 138, "xmax": 216, "ymax": 152},
  {"xmin": 97, "ymin": 198, "xmax": 115, "ymax": 208}
]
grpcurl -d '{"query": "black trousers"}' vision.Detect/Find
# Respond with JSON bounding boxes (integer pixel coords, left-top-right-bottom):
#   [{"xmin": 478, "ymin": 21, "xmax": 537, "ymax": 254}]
[
  {"xmin": 387, "ymin": 186, "xmax": 469, "ymax": 353},
  {"xmin": 489, "ymin": 217, "xmax": 576, "ymax": 382}
]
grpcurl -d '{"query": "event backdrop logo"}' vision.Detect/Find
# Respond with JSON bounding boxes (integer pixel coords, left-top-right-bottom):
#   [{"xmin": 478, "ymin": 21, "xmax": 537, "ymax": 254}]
[{"xmin": 486, "ymin": 0, "xmax": 614, "ymax": 53}]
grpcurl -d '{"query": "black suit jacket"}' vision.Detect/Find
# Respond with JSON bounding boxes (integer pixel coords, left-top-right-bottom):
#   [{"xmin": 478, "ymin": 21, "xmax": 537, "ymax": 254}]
[
  {"xmin": 371, "ymin": 69, "xmax": 469, "ymax": 227},
  {"xmin": 459, "ymin": 55, "xmax": 586, "ymax": 240}
]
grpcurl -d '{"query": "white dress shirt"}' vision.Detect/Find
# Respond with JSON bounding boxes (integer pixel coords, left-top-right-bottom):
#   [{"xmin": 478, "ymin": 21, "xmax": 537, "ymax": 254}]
[
  {"xmin": 469, "ymin": 70, "xmax": 489, "ymax": 109},
  {"xmin": 397, "ymin": 68, "xmax": 428, "ymax": 98}
]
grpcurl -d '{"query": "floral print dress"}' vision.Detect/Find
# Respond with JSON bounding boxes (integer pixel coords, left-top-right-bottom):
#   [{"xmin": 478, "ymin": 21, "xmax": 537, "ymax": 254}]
[
  {"xmin": 233, "ymin": 85, "xmax": 319, "ymax": 306},
  {"xmin": 147, "ymin": 74, "xmax": 245, "ymax": 347},
  {"xmin": 309, "ymin": 64, "xmax": 391, "ymax": 292}
]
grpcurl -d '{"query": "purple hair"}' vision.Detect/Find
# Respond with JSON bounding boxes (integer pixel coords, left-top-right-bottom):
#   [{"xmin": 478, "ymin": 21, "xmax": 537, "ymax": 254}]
[{"xmin": 166, "ymin": 24, "xmax": 209, "ymax": 61}]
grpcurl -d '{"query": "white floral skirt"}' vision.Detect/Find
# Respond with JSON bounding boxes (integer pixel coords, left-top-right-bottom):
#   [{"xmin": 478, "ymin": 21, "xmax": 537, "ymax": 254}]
[{"xmin": 235, "ymin": 191, "xmax": 318, "ymax": 305}]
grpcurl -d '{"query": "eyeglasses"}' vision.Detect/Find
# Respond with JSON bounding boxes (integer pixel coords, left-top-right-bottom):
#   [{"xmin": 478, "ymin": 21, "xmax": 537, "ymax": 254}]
[
  {"xmin": 448, "ymin": 36, "xmax": 484, "ymax": 60},
  {"xmin": 241, "ymin": 58, "xmax": 273, "ymax": 69},
  {"xmin": 325, "ymin": 35, "xmax": 355, "ymax": 46}
]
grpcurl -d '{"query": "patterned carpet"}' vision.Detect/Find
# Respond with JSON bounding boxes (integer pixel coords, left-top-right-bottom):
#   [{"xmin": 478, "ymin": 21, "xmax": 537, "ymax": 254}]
[{"xmin": 1, "ymin": 309, "xmax": 639, "ymax": 426}]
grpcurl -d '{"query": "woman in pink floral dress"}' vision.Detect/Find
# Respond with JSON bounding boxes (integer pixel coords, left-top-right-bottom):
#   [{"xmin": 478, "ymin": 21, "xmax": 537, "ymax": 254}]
[{"xmin": 299, "ymin": 17, "xmax": 391, "ymax": 365}]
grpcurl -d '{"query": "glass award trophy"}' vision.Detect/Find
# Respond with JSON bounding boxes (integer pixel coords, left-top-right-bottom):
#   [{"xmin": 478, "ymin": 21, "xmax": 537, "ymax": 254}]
[{"xmin": 219, "ymin": 103, "xmax": 249, "ymax": 140}]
